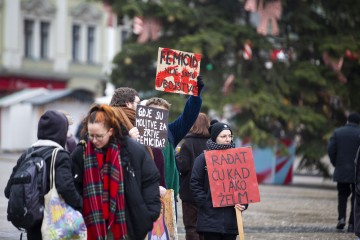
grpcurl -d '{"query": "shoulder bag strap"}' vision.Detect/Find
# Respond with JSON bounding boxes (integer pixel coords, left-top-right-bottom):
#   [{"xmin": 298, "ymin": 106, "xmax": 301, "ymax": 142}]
[{"xmin": 49, "ymin": 148, "xmax": 60, "ymax": 189}]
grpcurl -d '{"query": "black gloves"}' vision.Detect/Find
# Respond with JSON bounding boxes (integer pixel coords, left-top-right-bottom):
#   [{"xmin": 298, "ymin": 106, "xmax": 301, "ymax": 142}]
[{"xmin": 197, "ymin": 75, "xmax": 205, "ymax": 96}]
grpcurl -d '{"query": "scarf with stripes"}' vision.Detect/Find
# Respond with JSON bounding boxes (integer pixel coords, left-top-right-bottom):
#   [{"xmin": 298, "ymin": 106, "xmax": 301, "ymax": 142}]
[{"xmin": 82, "ymin": 140, "xmax": 127, "ymax": 240}]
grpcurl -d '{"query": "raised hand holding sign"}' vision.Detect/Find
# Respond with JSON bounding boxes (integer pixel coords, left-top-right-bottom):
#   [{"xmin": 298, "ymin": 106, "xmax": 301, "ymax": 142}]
[{"xmin": 155, "ymin": 47, "xmax": 202, "ymax": 96}]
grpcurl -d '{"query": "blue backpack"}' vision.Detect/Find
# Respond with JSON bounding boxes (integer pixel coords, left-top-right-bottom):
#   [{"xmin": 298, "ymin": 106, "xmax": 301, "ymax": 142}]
[{"xmin": 7, "ymin": 147, "xmax": 53, "ymax": 230}]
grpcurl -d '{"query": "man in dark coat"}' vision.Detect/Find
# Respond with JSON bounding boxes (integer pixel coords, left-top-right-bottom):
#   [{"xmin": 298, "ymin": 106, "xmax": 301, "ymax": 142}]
[{"xmin": 328, "ymin": 112, "xmax": 360, "ymax": 232}]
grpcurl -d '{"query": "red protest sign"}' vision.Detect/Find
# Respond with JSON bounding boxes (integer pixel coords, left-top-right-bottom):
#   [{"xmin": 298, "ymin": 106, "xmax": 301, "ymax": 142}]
[
  {"xmin": 155, "ymin": 47, "xmax": 201, "ymax": 96},
  {"xmin": 205, "ymin": 147, "xmax": 260, "ymax": 208}
]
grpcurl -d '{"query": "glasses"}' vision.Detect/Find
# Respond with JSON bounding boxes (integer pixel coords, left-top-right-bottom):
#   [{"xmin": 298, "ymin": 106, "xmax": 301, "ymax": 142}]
[
  {"xmin": 86, "ymin": 129, "xmax": 110, "ymax": 141},
  {"xmin": 218, "ymin": 134, "xmax": 234, "ymax": 140}
]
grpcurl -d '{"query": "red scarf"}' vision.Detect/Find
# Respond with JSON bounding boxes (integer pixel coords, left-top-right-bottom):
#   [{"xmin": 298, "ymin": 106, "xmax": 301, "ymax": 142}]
[{"xmin": 82, "ymin": 141, "xmax": 127, "ymax": 240}]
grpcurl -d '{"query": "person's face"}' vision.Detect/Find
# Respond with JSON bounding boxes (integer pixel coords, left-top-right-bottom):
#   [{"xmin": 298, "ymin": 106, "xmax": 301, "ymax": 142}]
[
  {"xmin": 87, "ymin": 122, "xmax": 113, "ymax": 149},
  {"xmin": 216, "ymin": 129, "xmax": 233, "ymax": 145},
  {"xmin": 147, "ymin": 104, "xmax": 167, "ymax": 110},
  {"xmin": 126, "ymin": 96, "xmax": 141, "ymax": 110}
]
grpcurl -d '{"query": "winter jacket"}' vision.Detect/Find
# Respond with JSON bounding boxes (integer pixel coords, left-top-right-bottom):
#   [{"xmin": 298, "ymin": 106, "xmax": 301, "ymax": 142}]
[
  {"xmin": 71, "ymin": 136, "xmax": 161, "ymax": 239},
  {"xmin": 164, "ymin": 95, "xmax": 202, "ymax": 197},
  {"xmin": 5, "ymin": 110, "xmax": 82, "ymax": 240},
  {"xmin": 190, "ymin": 153, "xmax": 240, "ymax": 234},
  {"xmin": 5, "ymin": 144, "xmax": 83, "ymax": 211},
  {"xmin": 176, "ymin": 133, "xmax": 208, "ymax": 203},
  {"xmin": 328, "ymin": 122, "xmax": 360, "ymax": 183}
]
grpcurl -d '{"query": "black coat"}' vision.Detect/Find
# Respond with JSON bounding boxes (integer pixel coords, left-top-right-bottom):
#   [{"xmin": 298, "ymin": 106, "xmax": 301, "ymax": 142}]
[
  {"xmin": 5, "ymin": 110, "xmax": 83, "ymax": 240},
  {"xmin": 355, "ymin": 147, "xmax": 360, "ymax": 236},
  {"xmin": 176, "ymin": 133, "xmax": 208, "ymax": 203},
  {"xmin": 5, "ymin": 146, "xmax": 83, "ymax": 211},
  {"xmin": 328, "ymin": 123, "xmax": 360, "ymax": 183},
  {"xmin": 190, "ymin": 153, "xmax": 239, "ymax": 234},
  {"xmin": 5, "ymin": 110, "xmax": 82, "ymax": 210},
  {"xmin": 71, "ymin": 136, "xmax": 161, "ymax": 239}
]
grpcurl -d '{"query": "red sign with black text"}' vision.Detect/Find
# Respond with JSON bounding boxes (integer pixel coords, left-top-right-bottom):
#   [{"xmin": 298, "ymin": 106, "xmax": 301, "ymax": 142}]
[{"xmin": 205, "ymin": 147, "xmax": 260, "ymax": 207}]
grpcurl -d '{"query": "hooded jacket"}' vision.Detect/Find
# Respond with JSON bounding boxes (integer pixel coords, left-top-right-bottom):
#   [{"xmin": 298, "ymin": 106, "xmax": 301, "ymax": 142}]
[{"xmin": 5, "ymin": 110, "xmax": 83, "ymax": 239}]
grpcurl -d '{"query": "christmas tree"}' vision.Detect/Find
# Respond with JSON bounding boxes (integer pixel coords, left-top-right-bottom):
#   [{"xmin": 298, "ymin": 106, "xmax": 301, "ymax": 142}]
[{"xmin": 105, "ymin": 0, "xmax": 360, "ymax": 177}]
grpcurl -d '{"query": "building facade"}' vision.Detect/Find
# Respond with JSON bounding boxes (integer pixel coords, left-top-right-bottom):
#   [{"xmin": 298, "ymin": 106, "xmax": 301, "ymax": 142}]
[{"xmin": 0, "ymin": 0, "xmax": 128, "ymax": 97}]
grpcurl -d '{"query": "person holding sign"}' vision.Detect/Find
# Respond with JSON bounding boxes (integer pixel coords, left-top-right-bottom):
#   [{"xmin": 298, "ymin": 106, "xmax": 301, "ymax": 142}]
[
  {"xmin": 71, "ymin": 104, "xmax": 161, "ymax": 240},
  {"xmin": 190, "ymin": 120, "xmax": 248, "ymax": 240},
  {"xmin": 109, "ymin": 87, "xmax": 141, "ymax": 140},
  {"xmin": 110, "ymin": 88, "xmax": 167, "ymax": 190},
  {"xmin": 145, "ymin": 76, "xmax": 204, "ymax": 210},
  {"xmin": 110, "ymin": 87, "xmax": 159, "ymax": 171}
]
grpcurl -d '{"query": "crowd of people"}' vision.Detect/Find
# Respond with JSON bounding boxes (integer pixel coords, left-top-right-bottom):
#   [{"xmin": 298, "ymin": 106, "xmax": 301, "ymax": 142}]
[
  {"xmin": 6, "ymin": 74, "xmax": 360, "ymax": 239},
  {"xmin": 4, "ymin": 76, "xmax": 249, "ymax": 240}
]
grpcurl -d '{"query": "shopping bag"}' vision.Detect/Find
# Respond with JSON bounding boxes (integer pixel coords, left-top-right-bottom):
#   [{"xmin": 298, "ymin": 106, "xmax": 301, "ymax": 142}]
[{"xmin": 41, "ymin": 148, "xmax": 87, "ymax": 240}]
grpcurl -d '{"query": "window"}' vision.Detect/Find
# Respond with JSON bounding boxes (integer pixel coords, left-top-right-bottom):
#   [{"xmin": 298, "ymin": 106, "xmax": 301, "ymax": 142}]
[
  {"xmin": 24, "ymin": 20, "xmax": 34, "ymax": 58},
  {"xmin": 87, "ymin": 26, "xmax": 95, "ymax": 63},
  {"xmin": 72, "ymin": 25, "xmax": 81, "ymax": 62},
  {"xmin": 72, "ymin": 24, "xmax": 97, "ymax": 63},
  {"xmin": 40, "ymin": 21, "xmax": 50, "ymax": 59}
]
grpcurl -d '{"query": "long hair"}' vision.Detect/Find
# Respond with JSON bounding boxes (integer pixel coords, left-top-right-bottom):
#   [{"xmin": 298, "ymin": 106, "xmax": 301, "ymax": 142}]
[
  {"xmin": 112, "ymin": 106, "xmax": 154, "ymax": 159},
  {"xmin": 190, "ymin": 113, "xmax": 210, "ymax": 137}
]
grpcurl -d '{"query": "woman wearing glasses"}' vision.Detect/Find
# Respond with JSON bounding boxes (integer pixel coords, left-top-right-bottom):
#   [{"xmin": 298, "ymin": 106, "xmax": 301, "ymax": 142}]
[
  {"xmin": 71, "ymin": 104, "xmax": 161, "ymax": 240},
  {"xmin": 190, "ymin": 120, "xmax": 248, "ymax": 240}
]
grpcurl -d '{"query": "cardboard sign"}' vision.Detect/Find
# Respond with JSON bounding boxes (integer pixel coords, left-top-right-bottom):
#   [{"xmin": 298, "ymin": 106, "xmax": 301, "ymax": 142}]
[
  {"xmin": 155, "ymin": 47, "xmax": 201, "ymax": 96},
  {"xmin": 135, "ymin": 105, "xmax": 169, "ymax": 148},
  {"xmin": 147, "ymin": 189, "xmax": 177, "ymax": 240},
  {"xmin": 205, "ymin": 147, "xmax": 260, "ymax": 207}
]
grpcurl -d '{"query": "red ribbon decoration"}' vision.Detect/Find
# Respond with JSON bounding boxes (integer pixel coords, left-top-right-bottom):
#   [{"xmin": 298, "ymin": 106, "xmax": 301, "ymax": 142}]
[
  {"xmin": 133, "ymin": 16, "xmax": 162, "ymax": 44},
  {"xmin": 244, "ymin": 0, "xmax": 282, "ymax": 36},
  {"xmin": 322, "ymin": 52, "xmax": 347, "ymax": 83}
]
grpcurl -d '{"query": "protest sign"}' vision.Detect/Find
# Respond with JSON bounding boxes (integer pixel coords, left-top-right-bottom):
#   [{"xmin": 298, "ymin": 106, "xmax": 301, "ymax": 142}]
[
  {"xmin": 135, "ymin": 105, "xmax": 169, "ymax": 148},
  {"xmin": 155, "ymin": 47, "xmax": 202, "ymax": 96},
  {"xmin": 205, "ymin": 147, "xmax": 260, "ymax": 208},
  {"xmin": 147, "ymin": 189, "xmax": 177, "ymax": 240}
]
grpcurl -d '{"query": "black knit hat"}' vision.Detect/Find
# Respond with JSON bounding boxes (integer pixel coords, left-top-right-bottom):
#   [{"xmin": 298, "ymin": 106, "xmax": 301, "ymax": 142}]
[
  {"xmin": 348, "ymin": 112, "xmax": 360, "ymax": 124},
  {"xmin": 37, "ymin": 110, "xmax": 68, "ymax": 148},
  {"xmin": 208, "ymin": 120, "xmax": 232, "ymax": 141}
]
